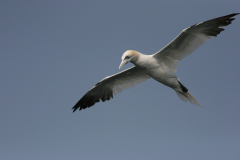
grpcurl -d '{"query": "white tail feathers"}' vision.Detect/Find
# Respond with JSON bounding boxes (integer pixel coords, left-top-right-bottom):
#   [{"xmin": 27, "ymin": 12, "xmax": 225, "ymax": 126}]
[{"xmin": 175, "ymin": 91, "xmax": 202, "ymax": 107}]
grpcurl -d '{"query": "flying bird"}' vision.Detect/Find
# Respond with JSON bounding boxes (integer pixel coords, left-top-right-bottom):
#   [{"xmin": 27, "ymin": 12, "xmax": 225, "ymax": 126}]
[{"xmin": 72, "ymin": 13, "xmax": 239, "ymax": 112}]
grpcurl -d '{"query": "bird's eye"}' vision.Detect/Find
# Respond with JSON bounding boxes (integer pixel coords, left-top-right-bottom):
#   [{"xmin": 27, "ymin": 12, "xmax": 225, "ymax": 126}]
[{"xmin": 125, "ymin": 56, "xmax": 131, "ymax": 59}]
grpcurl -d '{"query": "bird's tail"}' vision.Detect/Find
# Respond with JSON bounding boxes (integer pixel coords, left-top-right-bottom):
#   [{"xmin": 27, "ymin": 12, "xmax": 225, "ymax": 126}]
[{"xmin": 175, "ymin": 91, "xmax": 202, "ymax": 107}]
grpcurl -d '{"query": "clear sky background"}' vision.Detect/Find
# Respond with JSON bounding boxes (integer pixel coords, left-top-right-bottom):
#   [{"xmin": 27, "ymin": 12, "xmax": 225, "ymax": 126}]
[{"xmin": 1, "ymin": 1, "xmax": 240, "ymax": 160}]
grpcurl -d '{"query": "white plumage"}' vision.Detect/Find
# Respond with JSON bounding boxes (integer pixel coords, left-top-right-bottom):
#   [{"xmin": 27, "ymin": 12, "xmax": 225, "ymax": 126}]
[{"xmin": 72, "ymin": 13, "xmax": 239, "ymax": 112}]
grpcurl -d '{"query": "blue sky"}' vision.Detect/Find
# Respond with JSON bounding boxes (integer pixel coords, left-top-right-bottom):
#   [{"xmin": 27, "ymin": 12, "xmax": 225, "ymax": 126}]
[{"xmin": 1, "ymin": 0, "xmax": 240, "ymax": 159}]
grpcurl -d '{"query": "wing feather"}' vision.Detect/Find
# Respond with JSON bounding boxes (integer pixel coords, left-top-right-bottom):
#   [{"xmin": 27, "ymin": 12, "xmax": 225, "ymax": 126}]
[
  {"xmin": 153, "ymin": 13, "xmax": 239, "ymax": 72},
  {"xmin": 72, "ymin": 66, "xmax": 151, "ymax": 112}
]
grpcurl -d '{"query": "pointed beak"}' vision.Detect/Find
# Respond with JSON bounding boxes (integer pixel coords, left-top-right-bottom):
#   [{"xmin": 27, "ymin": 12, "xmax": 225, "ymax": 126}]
[{"xmin": 119, "ymin": 59, "xmax": 128, "ymax": 70}]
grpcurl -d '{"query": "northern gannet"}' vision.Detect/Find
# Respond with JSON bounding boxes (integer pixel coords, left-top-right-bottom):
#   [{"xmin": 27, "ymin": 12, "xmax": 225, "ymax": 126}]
[{"xmin": 72, "ymin": 13, "xmax": 239, "ymax": 112}]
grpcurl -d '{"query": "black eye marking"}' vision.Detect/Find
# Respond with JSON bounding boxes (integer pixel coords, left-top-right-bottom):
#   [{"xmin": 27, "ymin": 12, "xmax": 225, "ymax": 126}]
[{"xmin": 124, "ymin": 56, "xmax": 132, "ymax": 60}]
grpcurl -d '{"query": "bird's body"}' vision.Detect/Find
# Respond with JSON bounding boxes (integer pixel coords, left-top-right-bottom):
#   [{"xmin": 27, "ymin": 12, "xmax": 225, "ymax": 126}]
[
  {"xmin": 120, "ymin": 50, "xmax": 200, "ymax": 106},
  {"xmin": 129, "ymin": 51, "xmax": 177, "ymax": 90},
  {"xmin": 72, "ymin": 13, "xmax": 239, "ymax": 112}
]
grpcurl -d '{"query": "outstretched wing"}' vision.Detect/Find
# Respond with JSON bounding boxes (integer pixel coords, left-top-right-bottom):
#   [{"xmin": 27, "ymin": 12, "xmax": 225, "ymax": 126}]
[
  {"xmin": 72, "ymin": 66, "xmax": 151, "ymax": 112},
  {"xmin": 153, "ymin": 13, "xmax": 239, "ymax": 72}
]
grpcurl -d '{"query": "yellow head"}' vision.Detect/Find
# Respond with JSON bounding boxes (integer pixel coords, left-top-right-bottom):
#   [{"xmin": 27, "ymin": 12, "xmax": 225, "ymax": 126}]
[{"xmin": 119, "ymin": 50, "xmax": 139, "ymax": 70}]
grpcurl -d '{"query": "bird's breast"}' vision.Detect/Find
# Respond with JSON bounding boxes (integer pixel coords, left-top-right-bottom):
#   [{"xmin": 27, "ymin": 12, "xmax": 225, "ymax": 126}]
[{"xmin": 136, "ymin": 62, "xmax": 178, "ymax": 88}]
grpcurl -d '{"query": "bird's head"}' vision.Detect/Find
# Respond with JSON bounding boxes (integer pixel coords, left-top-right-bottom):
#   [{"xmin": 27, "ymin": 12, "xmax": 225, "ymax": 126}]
[{"xmin": 119, "ymin": 50, "xmax": 139, "ymax": 70}]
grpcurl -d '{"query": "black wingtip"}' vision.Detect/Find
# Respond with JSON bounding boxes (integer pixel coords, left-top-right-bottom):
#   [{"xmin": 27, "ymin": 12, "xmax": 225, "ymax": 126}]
[
  {"xmin": 219, "ymin": 13, "xmax": 239, "ymax": 19},
  {"xmin": 72, "ymin": 89, "xmax": 113, "ymax": 112},
  {"xmin": 200, "ymin": 13, "xmax": 240, "ymax": 37},
  {"xmin": 72, "ymin": 106, "xmax": 78, "ymax": 112},
  {"xmin": 231, "ymin": 13, "xmax": 239, "ymax": 16}
]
